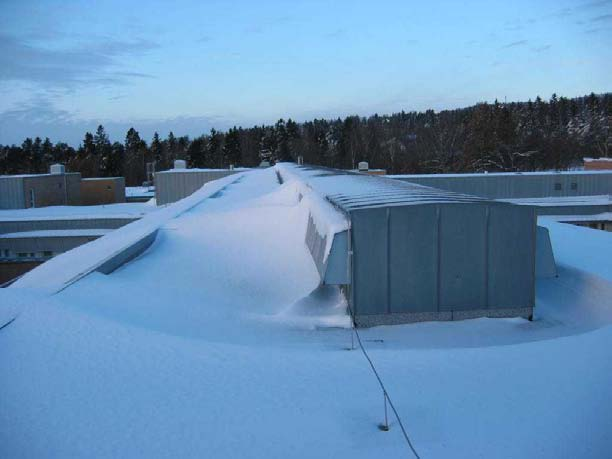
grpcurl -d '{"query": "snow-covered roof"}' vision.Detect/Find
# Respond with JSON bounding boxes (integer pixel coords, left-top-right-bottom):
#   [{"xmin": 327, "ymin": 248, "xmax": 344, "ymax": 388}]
[
  {"xmin": 0, "ymin": 172, "xmax": 80, "ymax": 179},
  {"xmin": 0, "ymin": 202, "xmax": 153, "ymax": 222},
  {"xmin": 500, "ymin": 195, "xmax": 612, "ymax": 207},
  {"xmin": 543, "ymin": 212, "xmax": 612, "ymax": 222},
  {"xmin": 584, "ymin": 157, "xmax": 612, "ymax": 162},
  {"xmin": 126, "ymin": 186, "xmax": 155, "ymax": 198},
  {"xmin": 156, "ymin": 167, "xmax": 251, "ymax": 174},
  {"xmin": 388, "ymin": 169, "xmax": 612, "ymax": 179},
  {"xmin": 279, "ymin": 163, "xmax": 487, "ymax": 211},
  {"xmin": 2, "ymin": 167, "xmax": 612, "ymax": 458}
]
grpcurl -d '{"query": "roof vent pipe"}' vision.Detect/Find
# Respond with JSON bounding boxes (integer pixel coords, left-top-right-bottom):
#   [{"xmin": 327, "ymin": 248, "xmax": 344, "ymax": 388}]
[{"xmin": 49, "ymin": 164, "xmax": 65, "ymax": 174}]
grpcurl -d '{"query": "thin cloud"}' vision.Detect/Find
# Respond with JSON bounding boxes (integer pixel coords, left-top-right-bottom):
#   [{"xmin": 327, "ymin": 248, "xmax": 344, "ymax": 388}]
[
  {"xmin": 501, "ymin": 40, "xmax": 528, "ymax": 49},
  {"xmin": 0, "ymin": 97, "xmax": 232, "ymax": 147},
  {"xmin": 582, "ymin": 0, "xmax": 612, "ymax": 8},
  {"xmin": 324, "ymin": 29, "xmax": 345, "ymax": 39},
  {"xmin": 0, "ymin": 33, "xmax": 158, "ymax": 88},
  {"xmin": 533, "ymin": 45, "xmax": 552, "ymax": 52},
  {"xmin": 590, "ymin": 13, "xmax": 612, "ymax": 21}
]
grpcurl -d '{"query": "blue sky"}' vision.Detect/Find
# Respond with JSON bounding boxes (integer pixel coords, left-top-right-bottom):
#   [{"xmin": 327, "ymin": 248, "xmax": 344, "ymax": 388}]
[{"xmin": 0, "ymin": 0, "xmax": 610, "ymax": 146}]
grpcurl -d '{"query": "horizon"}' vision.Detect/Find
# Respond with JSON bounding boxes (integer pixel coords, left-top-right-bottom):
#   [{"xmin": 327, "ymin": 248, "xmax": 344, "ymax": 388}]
[
  {"xmin": 1, "ymin": 91, "xmax": 606, "ymax": 148},
  {"xmin": 1, "ymin": 0, "xmax": 611, "ymax": 146}
]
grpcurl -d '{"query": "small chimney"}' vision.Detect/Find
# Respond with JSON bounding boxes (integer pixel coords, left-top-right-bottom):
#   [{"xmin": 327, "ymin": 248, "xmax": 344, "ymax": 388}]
[
  {"xmin": 229, "ymin": 164, "xmax": 234, "ymax": 170},
  {"xmin": 174, "ymin": 159, "xmax": 187, "ymax": 169},
  {"xmin": 49, "ymin": 164, "xmax": 65, "ymax": 175},
  {"xmin": 358, "ymin": 161, "xmax": 369, "ymax": 172}
]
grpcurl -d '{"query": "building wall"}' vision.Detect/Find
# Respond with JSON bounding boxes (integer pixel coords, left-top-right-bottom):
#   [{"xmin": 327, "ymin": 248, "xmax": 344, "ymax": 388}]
[
  {"xmin": 81, "ymin": 177, "xmax": 126, "ymax": 205},
  {"xmin": 21, "ymin": 173, "xmax": 82, "ymax": 208},
  {"xmin": 392, "ymin": 172, "xmax": 612, "ymax": 199},
  {"xmin": 584, "ymin": 159, "xmax": 612, "ymax": 171},
  {"xmin": 155, "ymin": 170, "xmax": 240, "ymax": 205},
  {"xmin": 0, "ymin": 177, "xmax": 25, "ymax": 209},
  {"xmin": 0, "ymin": 260, "xmax": 43, "ymax": 285},
  {"xmin": 0, "ymin": 218, "xmax": 137, "ymax": 235},
  {"xmin": 350, "ymin": 202, "xmax": 535, "ymax": 324},
  {"xmin": 0, "ymin": 235, "xmax": 104, "ymax": 257}
]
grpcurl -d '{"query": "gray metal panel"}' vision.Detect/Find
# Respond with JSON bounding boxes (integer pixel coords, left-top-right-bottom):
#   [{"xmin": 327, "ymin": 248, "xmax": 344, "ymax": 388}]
[
  {"xmin": 438, "ymin": 204, "xmax": 487, "ymax": 311},
  {"xmin": 0, "ymin": 177, "xmax": 25, "ymax": 209},
  {"xmin": 155, "ymin": 170, "xmax": 240, "ymax": 205},
  {"xmin": 487, "ymin": 205, "xmax": 536, "ymax": 309},
  {"xmin": 0, "ymin": 218, "xmax": 136, "ymax": 235},
  {"xmin": 536, "ymin": 226, "xmax": 557, "ymax": 278},
  {"xmin": 96, "ymin": 230, "xmax": 158, "ymax": 274},
  {"xmin": 392, "ymin": 172, "xmax": 612, "ymax": 199},
  {"xmin": 324, "ymin": 231, "xmax": 349, "ymax": 285},
  {"xmin": 0, "ymin": 235, "xmax": 102, "ymax": 253},
  {"xmin": 388, "ymin": 205, "xmax": 438, "ymax": 313},
  {"xmin": 351, "ymin": 208, "xmax": 388, "ymax": 315},
  {"xmin": 304, "ymin": 213, "xmax": 328, "ymax": 280}
]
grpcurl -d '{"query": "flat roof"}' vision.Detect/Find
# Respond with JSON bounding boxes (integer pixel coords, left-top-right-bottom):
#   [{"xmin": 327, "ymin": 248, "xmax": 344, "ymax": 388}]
[
  {"xmin": 0, "ymin": 203, "xmax": 154, "ymax": 222},
  {"xmin": 500, "ymin": 195, "xmax": 612, "ymax": 207},
  {"xmin": 280, "ymin": 164, "xmax": 487, "ymax": 212},
  {"xmin": 156, "ymin": 167, "xmax": 250, "ymax": 174},
  {"xmin": 0, "ymin": 172, "xmax": 80, "ymax": 179},
  {"xmin": 388, "ymin": 169, "xmax": 612, "ymax": 179},
  {"xmin": 543, "ymin": 212, "xmax": 612, "ymax": 222}
]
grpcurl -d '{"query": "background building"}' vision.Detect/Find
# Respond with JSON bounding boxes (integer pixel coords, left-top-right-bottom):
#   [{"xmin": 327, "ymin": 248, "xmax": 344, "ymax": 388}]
[
  {"xmin": 155, "ymin": 161, "xmax": 246, "ymax": 205},
  {"xmin": 0, "ymin": 165, "xmax": 126, "ymax": 209},
  {"xmin": 80, "ymin": 177, "xmax": 126, "ymax": 205}
]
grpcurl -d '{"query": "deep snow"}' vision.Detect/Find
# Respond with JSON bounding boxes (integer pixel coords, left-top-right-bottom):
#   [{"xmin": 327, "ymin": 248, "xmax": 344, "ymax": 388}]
[{"xmin": 1, "ymin": 167, "xmax": 612, "ymax": 458}]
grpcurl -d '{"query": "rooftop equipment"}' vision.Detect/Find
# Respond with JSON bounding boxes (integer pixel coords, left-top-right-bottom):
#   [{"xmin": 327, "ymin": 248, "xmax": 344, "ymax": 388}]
[
  {"xmin": 278, "ymin": 164, "xmax": 537, "ymax": 327},
  {"xmin": 49, "ymin": 164, "xmax": 65, "ymax": 175}
]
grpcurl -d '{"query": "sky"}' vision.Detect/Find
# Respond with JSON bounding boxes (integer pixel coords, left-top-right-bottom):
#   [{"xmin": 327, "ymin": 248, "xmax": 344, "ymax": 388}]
[{"xmin": 0, "ymin": 0, "xmax": 610, "ymax": 147}]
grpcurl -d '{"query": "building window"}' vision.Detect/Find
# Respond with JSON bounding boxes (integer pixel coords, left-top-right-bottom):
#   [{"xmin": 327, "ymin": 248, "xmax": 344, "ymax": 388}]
[
  {"xmin": 554, "ymin": 183, "xmax": 562, "ymax": 191},
  {"xmin": 42, "ymin": 251, "xmax": 53, "ymax": 257},
  {"xmin": 17, "ymin": 252, "xmax": 28, "ymax": 258},
  {"xmin": 571, "ymin": 182, "xmax": 578, "ymax": 190}
]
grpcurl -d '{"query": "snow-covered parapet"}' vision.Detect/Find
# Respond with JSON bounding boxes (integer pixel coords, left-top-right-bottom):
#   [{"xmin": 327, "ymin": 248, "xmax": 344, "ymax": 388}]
[{"xmin": 11, "ymin": 173, "xmax": 246, "ymax": 293}]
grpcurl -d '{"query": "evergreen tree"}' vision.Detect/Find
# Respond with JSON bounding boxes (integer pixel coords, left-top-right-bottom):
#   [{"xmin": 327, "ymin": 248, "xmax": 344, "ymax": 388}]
[{"xmin": 223, "ymin": 127, "xmax": 241, "ymax": 166}]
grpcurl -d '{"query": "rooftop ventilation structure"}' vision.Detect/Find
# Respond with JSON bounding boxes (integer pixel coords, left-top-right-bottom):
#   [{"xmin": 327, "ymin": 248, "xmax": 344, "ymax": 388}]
[
  {"xmin": 49, "ymin": 164, "xmax": 65, "ymax": 175},
  {"xmin": 278, "ymin": 164, "xmax": 537, "ymax": 327}
]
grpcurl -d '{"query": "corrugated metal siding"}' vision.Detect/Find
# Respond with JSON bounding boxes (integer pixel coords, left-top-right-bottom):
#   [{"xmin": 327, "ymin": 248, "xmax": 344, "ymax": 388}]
[
  {"xmin": 0, "ymin": 177, "xmax": 25, "ymax": 209},
  {"xmin": 392, "ymin": 172, "xmax": 612, "ymax": 199},
  {"xmin": 155, "ymin": 170, "xmax": 240, "ymax": 205},
  {"xmin": 0, "ymin": 235, "xmax": 103, "ymax": 253},
  {"xmin": 350, "ymin": 202, "xmax": 536, "ymax": 317},
  {"xmin": 0, "ymin": 218, "xmax": 136, "ymax": 235}
]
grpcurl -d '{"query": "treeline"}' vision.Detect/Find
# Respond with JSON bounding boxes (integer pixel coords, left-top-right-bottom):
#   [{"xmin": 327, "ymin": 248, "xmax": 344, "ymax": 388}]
[{"xmin": 1, "ymin": 93, "xmax": 610, "ymax": 186}]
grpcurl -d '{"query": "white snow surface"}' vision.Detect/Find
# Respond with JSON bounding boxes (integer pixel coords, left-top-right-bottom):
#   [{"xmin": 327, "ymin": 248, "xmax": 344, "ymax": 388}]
[
  {"xmin": 0, "ymin": 202, "xmax": 154, "ymax": 221},
  {"xmin": 501, "ymin": 195, "xmax": 612, "ymax": 207},
  {"xmin": 126, "ymin": 186, "xmax": 155, "ymax": 198},
  {"xmin": 10, "ymin": 173, "xmax": 245, "ymax": 292},
  {"xmin": 1, "ymin": 168, "xmax": 612, "ymax": 458},
  {"xmin": 388, "ymin": 169, "xmax": 612, "ymax": 178}
]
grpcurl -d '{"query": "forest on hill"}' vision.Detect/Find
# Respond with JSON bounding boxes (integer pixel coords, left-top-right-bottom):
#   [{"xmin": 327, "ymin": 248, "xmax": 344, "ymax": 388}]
[{"xmin": 1, "ymin": 93, "xmax": 610, "ymax": 186}]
